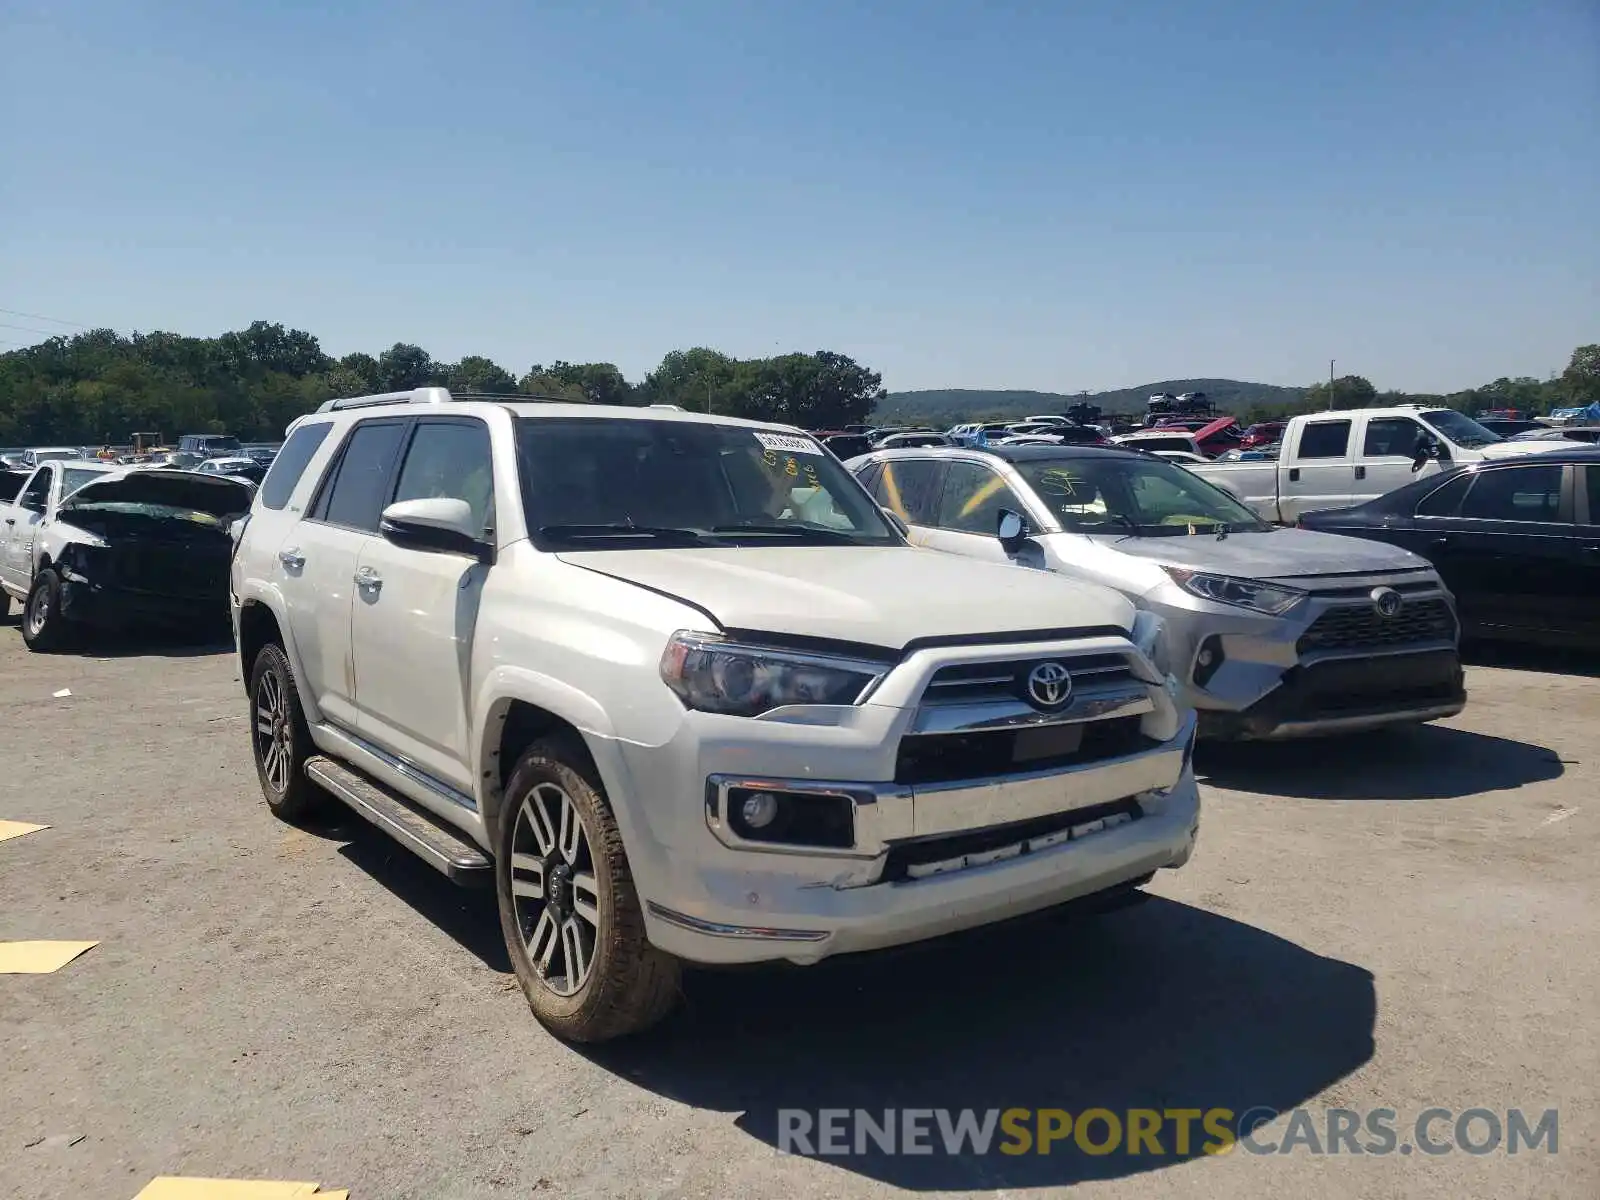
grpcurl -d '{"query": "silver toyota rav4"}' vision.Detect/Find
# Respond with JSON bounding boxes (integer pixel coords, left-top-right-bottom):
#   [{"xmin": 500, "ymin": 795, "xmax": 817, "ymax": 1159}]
[{"xmin": 848, "ymin": 444, "xmax": 1467, "ymax": 739}]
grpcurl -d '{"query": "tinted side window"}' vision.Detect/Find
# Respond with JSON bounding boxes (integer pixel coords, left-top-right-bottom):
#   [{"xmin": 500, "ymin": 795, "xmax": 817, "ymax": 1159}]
[
  {"xmin": 1297, "ymin": 421, "xmax": 1352, "ymax": 459},
  {"xmin": 874, "ymin": 459, "xmax": 945, "ymax": 525},
  {"xmin": 1459, "ymin": 464, "xmax": 1564, "ymax": 523},
  {"xmin": 1363, "ymin": 417, "xmax": 1426, "ymax": 457},
  {"xmin": 854, "ymin": 461, "xmax": 883, "ymax": 495},
  {"xmin": 1586, "ymin": 466, "xmax": 1600, "ymax": 526},
  {"xmin": 1414, "ymin": 473, "xmax": 1473, "ymax": 517},
  {"xmin": 316, "ymin": 420, "xmax": 408, "ymax": 532},
  {"xmin": 937, "ymin": 461, "xmax": 1026, "ymax": 534},
  {"xmin": 391, "ymin": 420, "xmax": 495, "ymax": 535},
  {"xmin": 260, "ymin": 422, "xmax": 334, "ymax": 510}
]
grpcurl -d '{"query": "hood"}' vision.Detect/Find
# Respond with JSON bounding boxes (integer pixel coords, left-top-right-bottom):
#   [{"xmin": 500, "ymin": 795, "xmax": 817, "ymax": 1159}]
[
  {"xmin": 557, "ymin": 545, "xmax": 1134, "ymax": 651},
  {"xmin": 1478, "ymin": 440, "xmax": 1572, "ymax": 460},
  {"xmin": 59, "ymin": 468, "xmax": 254, "ymax": 517},
  {"xmin": 1086, "ymin": 526, "xmax": 1427, "ymax": 580}
]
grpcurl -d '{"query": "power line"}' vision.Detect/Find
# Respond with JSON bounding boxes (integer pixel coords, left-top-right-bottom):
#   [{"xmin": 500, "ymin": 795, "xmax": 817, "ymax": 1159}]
[
  {"xmin": 0, "ymin": 320, "xmax": 66, "ymax": 337},
  {"xmin": 0, "ymin": 305, "xmax": 90, "ymax": 329}
]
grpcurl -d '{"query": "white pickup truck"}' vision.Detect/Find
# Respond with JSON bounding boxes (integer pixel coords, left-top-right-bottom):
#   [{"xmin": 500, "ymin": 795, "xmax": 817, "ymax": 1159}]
[{"xmin": 1188, "ymin": 406, "xmax": 1569, "ymax": 524}]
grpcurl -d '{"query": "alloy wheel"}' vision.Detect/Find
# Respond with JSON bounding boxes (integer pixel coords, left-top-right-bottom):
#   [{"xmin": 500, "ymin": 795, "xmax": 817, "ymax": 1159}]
[
  {"xmin": 26, "ymin": 585, "xmax": 48, "ymax": 638},
  {"xmin": 509, "ymin": 782, "xmax": 601, "ymax": 996},
  {"xmin": 253, "ymin": 668, "xmax": 292, "ymax": 794}
]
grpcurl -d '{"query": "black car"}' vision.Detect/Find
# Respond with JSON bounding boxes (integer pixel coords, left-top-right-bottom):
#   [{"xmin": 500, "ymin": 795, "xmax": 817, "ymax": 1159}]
[{"xmin": 1299, "ymin": 449, "xmax": 1600, "ymax": 648}]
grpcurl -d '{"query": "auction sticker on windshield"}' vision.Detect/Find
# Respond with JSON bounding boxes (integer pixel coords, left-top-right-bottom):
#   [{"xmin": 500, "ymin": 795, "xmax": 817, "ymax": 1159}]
[{"xmin": 754, "ymin": 432, "xmax": 823, "ymax": 455}]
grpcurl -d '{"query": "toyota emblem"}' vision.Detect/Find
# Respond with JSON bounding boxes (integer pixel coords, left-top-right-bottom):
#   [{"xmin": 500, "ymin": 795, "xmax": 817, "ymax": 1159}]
[
  {"xmin": 1025, "ymin": 661, "xmax": 1074, "ymax": 709},
  {"xmin": 1370, "ymin": 586, "xmax": 1404, "ymax": 619}
]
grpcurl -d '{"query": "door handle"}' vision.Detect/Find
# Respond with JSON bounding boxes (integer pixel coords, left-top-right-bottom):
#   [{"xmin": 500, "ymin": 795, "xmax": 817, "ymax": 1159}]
[
  {"xmin": 3, "ymin": 517, "xmax": 13, "ymax": 525},
  {"xmin": 278, "ymin": 548, "xmax": 305, "ymax": 570},
  {"xmin": 354, "ymin": 566, "xmax": 382, "ymax": 591},
  {"xmin": 1432, "ymin": 535, "xmax": 1450, "ymax": 548},
  {"xmin": 1354, "ymin": 465, "xmax": 1366, "ymax": 480}
]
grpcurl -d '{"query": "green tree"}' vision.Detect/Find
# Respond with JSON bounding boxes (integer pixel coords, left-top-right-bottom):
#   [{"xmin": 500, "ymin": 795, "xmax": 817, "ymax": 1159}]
[
  {"xmin": 375, "ymin": 343, "xmax": 437, "ymax": 391},
  {"xmin": 444, "ymin": 355, "xmax": 518, "ymax": 394},
  {"xmin": 1559, "ymin": 344, "xmax": 1600, "ymax": 408},
  {"xmin": 1301, "ymin": 374, "xmax": 1378, "ymax": 411}
]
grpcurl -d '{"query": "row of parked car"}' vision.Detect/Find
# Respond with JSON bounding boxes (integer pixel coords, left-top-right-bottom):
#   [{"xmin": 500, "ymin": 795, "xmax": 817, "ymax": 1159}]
[{"xmin": 201, "ymin": 386, "xmax": 1598, "ymax": 1049}]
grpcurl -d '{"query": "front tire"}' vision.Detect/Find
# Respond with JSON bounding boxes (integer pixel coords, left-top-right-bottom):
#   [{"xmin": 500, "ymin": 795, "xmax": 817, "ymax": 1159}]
[
  {"xmin": 22, "ymin": 569, "xmax": 71, "ymax": 651},
  {"xmin": 496, "ymin": 739, "xmax": 680, "ymax": 1042},
  {"xmin": 249, "ymin": 642, "xmax": 322, "ymax": 821}
]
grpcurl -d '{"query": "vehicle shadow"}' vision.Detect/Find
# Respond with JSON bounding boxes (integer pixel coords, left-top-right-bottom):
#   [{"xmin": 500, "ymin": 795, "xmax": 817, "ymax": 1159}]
[
  {"xmin": 297, "ymin": 808, "xmax": 511, "ymax": 973},
  {"xmin": 1195, "ymin": 723, "xmax": 1563, "ymax": 801},
  {"xmin": 1462, "ymin": 639, "xmax": 1600, "ymax": 679},
  {"xmin": 584, "ymin": 895, "xmax": 1376, "ymax": 1189},
  {"xmin": 67, "ymin": 631, "xmax": 235, "ymax": 659}
]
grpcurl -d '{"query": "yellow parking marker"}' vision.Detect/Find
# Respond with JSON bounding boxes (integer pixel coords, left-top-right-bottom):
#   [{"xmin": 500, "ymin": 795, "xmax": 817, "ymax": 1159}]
[
  {"xmin": 132, "ymin": 1181, "xmax": 326, "ymax": 1199},
  {"xmin": 0, "ymin": 820, "xmax": 48, "ymax": 843},
  {"xmin": 0, "ymin": 940, "xmax": 98, "ymax": 973}
]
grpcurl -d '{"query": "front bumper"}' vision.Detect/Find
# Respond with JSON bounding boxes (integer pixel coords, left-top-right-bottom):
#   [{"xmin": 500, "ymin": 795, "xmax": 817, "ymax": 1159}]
[
  {"xmin": 1148, "ymin": 577, "xmax": 1465, "ymax": 739},
  {"xmin": 58, "ymin": 575, "xmax": 229, "ymax": 630}
]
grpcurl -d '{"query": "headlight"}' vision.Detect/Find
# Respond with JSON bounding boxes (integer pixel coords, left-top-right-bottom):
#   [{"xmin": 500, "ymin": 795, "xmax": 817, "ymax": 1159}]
[
  {"xmin": 658, "ymin": 632, "xmax": 886, "ymax": 717},
  {"xmin": 1161, "ymin": 567, "xmax": 1305, "ymax": 616},
  {"xmin": 1130, "ymin": 609, "xmax": 1170, "ymax": 676}
]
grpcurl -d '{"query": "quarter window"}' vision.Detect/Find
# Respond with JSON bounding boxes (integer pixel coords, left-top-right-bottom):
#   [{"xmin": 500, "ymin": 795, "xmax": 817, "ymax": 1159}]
[
  {"xmin": 1459, "ymin": 464, "xmax": 1564, "ymax": 523},
  {"xmin": 314, "ymin": 420, "xmax": 408, "ymax": 532},
  {"xmin": 1297, "ymin": 421, "xmax": 1352, "ymax": 459},
  {"xmin": 261, "ymin": 421, "xmax": 333, "ymax": 511},
  {"xmin": 391, "ymin": 420, "xmax": 495, "ymax": 535},
  {"xmin": 936, "ymin": 461, "xmax": 1027, "ymax": 534}
]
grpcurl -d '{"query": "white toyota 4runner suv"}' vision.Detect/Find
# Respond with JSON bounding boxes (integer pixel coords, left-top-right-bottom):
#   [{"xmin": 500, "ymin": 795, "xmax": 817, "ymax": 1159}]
[{"xmin": 231, "ymin": 389, "xmax": 1201, "ymax": 1042}]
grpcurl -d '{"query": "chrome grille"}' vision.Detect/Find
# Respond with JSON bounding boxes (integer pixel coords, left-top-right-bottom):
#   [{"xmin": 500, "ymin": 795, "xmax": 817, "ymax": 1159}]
[
  {"xmin": 1297, "ymin": 597, "xmax": 1456, "ymax": 655},
  {"xmin": 921, "ymin": 653, "xmax": 1133, "ymax": 704}
]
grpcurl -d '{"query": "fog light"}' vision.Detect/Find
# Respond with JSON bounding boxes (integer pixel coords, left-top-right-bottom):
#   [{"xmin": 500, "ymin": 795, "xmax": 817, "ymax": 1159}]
[
  {"xmin": 741, "ymin": 791, "xmax": 780, "ymax": 829},
  {"xmin": 1193, "ymin": 635, "xmax": 1226, "ymax": 688}
]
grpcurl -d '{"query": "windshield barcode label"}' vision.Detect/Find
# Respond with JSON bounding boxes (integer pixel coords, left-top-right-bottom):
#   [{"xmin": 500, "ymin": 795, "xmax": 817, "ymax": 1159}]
[{"xmin": 754, "ymin": 432, "xmax": 822, "ymax": 455}]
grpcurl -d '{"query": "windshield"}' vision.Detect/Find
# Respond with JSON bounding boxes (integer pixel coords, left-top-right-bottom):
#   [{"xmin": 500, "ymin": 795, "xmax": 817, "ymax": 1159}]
[
  {"xmin": 516, "ymin": 417, "xmax": 900, "ymax": 548},
  {"xmin": 1014, "ymin": 455, "xmax": 1270, "ymax": 537},
  {"xmin": 1422, "ymin": 409, "xmax": 1502, "ymax": 449}
]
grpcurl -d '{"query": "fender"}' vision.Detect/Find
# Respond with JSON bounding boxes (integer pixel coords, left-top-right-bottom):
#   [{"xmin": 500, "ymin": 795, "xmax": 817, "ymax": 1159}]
[
  {"xmin": 234, "ymin": 580, "xmax": 324, "ymax": 727},
  {"xmin": 473, "ymin": 664, "xmax": 640, "ymax": 844}
]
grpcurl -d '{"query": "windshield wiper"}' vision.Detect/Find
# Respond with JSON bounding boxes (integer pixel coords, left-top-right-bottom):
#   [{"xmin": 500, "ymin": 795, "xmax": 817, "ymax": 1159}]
[
  {"xmin": 710, "ymin": 523, "xmax": 863, "ymax": 543},
  {"xmin": 538, "ymin": 524, "xmax": 708, "ymax": 545}
]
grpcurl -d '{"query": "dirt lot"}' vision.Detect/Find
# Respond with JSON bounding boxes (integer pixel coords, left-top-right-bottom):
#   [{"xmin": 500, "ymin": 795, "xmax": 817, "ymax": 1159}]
[{"xmin": 1, "ymin": 626, "xmax": 1596, "ymax": 1199}]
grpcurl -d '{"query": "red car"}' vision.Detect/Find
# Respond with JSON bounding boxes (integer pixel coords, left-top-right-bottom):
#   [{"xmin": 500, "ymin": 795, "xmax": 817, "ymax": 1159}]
[
  {"xmin": 1191, "ymin": 416, "xmax": 1246, "ymax": 457},
  {"xmin": 1239, "ymin": 421, "xmax": 1285, "ymax": 450}
]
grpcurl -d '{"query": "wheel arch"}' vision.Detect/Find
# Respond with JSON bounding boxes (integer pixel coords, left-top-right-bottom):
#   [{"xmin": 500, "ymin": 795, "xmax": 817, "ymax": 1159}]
[{"xmin": 234, "ymin": 586, "xmax": 322, "ymax": 725}]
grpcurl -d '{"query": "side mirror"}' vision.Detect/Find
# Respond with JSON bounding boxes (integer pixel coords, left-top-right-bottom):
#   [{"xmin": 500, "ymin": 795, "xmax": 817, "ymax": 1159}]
[
  {"xmin": 997, "ymin": 508, "xmax": 1030, "ymax": 555},
  {"xmin": 379, "ymin": 498, "xmax": 494, "ymax": 564},
  {"xmin": 1410, "ymin": 439, "xmax": 1437, "ymax": 472}
]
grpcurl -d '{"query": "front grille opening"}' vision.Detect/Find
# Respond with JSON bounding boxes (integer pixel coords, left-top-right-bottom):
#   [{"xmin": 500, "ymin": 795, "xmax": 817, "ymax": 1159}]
[
  {"xmin": 894, "ymin": 715, "xmax": 1152, "ymax": 785},
  {"xmin": 1281, "ymin": 656, "xmax": 1463, "ymax": 717},
  {"xmin": 882, "ymin": 796, "xmax": 1143, "ymax": 883},
  {"xmin": 1297, "ymin": 598, "xmax": 1456, "ymax": 655},
  {"xmin": 921, "ymin": 653, "xmax": 1133, "ymax": 704}
]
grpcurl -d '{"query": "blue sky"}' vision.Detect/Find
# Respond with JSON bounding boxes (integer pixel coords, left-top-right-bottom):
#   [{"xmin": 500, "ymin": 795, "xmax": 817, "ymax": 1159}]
[{"xmin": 2, "ymin": 0, "xmax": 1595, "ymax": 393}]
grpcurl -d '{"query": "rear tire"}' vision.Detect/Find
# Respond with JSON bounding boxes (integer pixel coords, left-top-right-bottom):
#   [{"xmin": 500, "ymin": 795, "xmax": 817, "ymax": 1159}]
[
  {"xmin": 249, "ymin": 642, "xmax": 323, "ymax": 821},
  {"xmin": 496, "ymin": 738, "xmax": 680, "ymax": 1042},
  {"xmin": 21, "ymin": 569, "xmax": 71, "ymax": 651}
]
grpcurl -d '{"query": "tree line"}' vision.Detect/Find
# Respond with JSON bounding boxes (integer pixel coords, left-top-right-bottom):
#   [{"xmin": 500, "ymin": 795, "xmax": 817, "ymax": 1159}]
[{"xmin": 0, "ymin": 323, "xmax": 888, "ymax": 445}]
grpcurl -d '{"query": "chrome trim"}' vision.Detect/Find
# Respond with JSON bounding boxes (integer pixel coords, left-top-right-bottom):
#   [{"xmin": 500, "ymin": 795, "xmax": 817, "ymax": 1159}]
[
  {"xmin": 1250, "ymin": 701, "xmax": 1466, "ymax": 741},
  {"xmin": 325, "ymin": 720, "xmax": 477, "ymax": 810},
  {"xmin": 909, "ymin": 683, "xmax": 1154, "ymax": 735},
  {"xmin": 646, "ymin": 902, "xmax": 830, "ymax": 942},
  {"xmin": 706, "ymin": 774, "xmax": 910, "ymax": 859}
]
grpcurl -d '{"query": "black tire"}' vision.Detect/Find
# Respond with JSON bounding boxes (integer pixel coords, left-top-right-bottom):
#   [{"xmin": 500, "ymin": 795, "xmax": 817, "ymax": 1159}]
[
  {"xmin": 0, "ymin": 591, "xmax": 11, "ymax": 623},
  {"xmin": 21, "ymin": 568, "xmax": 72, "ymax": 651},
  {"xmin": 496, "ymin": 738, "xmax": 680, "ymax": 1043},
  {"xmin": 248, "ymin": 642, "xmax": 323, "ymax": 821}
]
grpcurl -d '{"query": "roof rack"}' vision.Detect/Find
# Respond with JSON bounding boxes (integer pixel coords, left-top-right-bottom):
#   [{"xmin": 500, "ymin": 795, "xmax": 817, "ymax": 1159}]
[{"xmin": 315, "ymin": 387, "xmax": 576, "ymax": 413}]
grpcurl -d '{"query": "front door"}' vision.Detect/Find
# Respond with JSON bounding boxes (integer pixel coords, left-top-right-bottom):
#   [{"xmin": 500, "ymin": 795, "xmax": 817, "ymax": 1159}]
[
  {"xmin": 1357, "ymin": 414, "xmax": 1444, "ymax": 505},
  {"xmin": 1281, "ymin": 418, "xmax": 1354, "ymax": 520},
  {"xmin": 1, "ymin": 469, "xmax": 51, "ymax": 590},
  {"xmin": 350, "ymin": 417, "xmax": 496, "ymax": 796},
  {"xmin": 917, "ymin": 459, "xmax": 1035, "ymax": 565},
  {"xmin": 280, "ymin": 418, "xmax": 409, "ymax": 730}
]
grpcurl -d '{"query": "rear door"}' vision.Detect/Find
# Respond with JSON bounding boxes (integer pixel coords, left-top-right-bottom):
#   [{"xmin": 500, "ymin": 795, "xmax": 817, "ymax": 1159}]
[
  {"xmin": 350, "ymin": 417, "xmax": 495, "ymax": 793},
  {"xmin": 1281, "ymin": 418, "xmax": 1355, "ymax": 520},
  {"xmin": 1437, "ymin": 461, "xmax": 1578, "ymax": 642},
  {"xmin": 1358, "ymin": 414, "xmax": 1443, "ymax": 504},
  {"xmin": 1575, "ymin": 463, "xmax": 1600, "ymax": 647},
  {"xmin": 281, "ymin": 418, "xmax": 409, "ymax": 730}
]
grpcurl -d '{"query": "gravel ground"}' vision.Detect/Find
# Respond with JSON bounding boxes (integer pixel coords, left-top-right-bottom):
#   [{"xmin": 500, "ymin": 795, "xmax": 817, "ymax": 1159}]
[{"xmin": 1, "ymin": 625, "xmax": 1595, "ymax": 1199}]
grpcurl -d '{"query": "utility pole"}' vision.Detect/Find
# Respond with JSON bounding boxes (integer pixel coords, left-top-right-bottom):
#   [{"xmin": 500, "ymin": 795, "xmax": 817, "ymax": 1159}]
[{"xmin": 1328, "ymin": 359, "xmax": 1335, "ymax": 410}]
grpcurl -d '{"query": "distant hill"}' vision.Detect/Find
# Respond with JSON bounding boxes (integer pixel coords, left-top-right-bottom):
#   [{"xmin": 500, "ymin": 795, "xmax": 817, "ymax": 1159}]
[{"xmin": 876, "ymin": 379, "xmax": 1309, "ymax": 425}]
